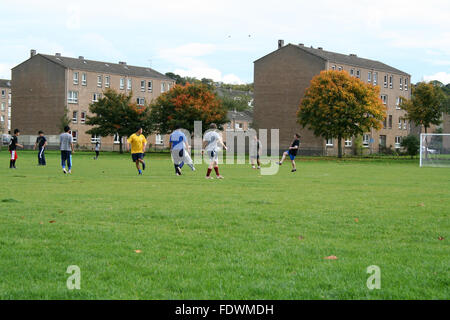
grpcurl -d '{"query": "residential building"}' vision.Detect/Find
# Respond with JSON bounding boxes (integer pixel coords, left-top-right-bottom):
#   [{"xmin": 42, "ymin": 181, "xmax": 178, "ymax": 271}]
[
  {"xmin": 12, "ymin": 50, "xmax": 175, "ymax": 150},
  {"xmin": 0, "ymin": 79, "xmax": 11, "ymax": 135},
  {"xmin": 254, "ymin": 41, "xmax": 412, "ymax": 155}
]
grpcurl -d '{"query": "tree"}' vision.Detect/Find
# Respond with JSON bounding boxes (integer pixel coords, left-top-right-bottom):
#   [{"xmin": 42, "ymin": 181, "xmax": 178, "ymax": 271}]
[
  {"xmin": 297, "ymin": 70, "xmax": 386, "ymax": 158},
  {"xmin": 400, "ymin": 135, "xmax": 420, "ymax": 159},
  {"xmin": 150, "ymin": 83, "xmax": 228, "ymax": 134},
  {"xmin": 60, "ymin": 107, "xmax": 71, "ymax": 132},
  {"xmin": 86, "ymin": 89, "xmax": 153, "ymax": 153},
  {"xmin": 219, "ymin": 94, "xmax": 252, "ymax": 111},
  {"xmin": 400, "ymin": 82, "xmax": 447, "ymax": 134}
]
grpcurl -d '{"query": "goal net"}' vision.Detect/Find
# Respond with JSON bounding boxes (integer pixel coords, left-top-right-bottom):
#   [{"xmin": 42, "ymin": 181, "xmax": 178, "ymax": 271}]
[{"xmin": 420, "ymin": 134, "xmax": 450, "ymax": 167}]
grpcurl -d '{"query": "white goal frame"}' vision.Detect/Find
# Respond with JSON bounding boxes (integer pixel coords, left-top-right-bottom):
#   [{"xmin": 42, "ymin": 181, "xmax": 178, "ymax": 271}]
[{"xmin": 420, "ymin": 133, "xmax": 450, "ymax": 167}]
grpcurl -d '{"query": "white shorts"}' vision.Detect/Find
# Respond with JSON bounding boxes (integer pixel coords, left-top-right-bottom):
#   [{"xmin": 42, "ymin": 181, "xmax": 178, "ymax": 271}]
[{"xmin": 207, "ymin": 150, "xmax": 219, "ymax": 163}]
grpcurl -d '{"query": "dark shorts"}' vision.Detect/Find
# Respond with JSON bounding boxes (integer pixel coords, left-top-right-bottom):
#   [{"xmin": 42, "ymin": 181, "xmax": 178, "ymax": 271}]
[
  {"xmin": 132, "ymin": 153, "xmax": 144, "ymax": 162},
  {"xmin": 286, "ymin": 150, "xmax": 296, "ymax": 161}
]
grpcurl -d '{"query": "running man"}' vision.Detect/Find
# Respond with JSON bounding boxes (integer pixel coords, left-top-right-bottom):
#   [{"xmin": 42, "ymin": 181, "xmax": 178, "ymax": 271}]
[
  {"xmin": 127, "ymin": 127, "xmax": 147, "ymax": 175},
  {"xmin": 250, "ymin": 135, "xmax": 262, "ymax": 170},
  {"xmin": 202, "ymin": 123, "xmax": 227, "ymax": 179},
  {"xmin": 94, "ymin": 141, "xmax": 100, "ymax": 160},
  {"xmin": 277, "ymin": 133, "xmax": 300, "ymax": 172},
  {"xmin": 34, "ymin": 130, "xmax": 47, "ymax": 166},
  {"xmin": 60, "ymin": 126, "xmax": 74, "ymax": 174},
  {"xmin": 9, "ymin": 129, "xmax": 23, "ymax": 169},
  {"xmin": 169, "ymin": 128, "xmax": 195, "ymax": 176}
]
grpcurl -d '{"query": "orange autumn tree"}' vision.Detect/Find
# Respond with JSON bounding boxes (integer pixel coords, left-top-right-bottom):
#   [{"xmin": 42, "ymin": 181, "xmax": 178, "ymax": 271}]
[
  {"xmin": 297, "ymin": 70, "xmax": 386, "ymax": 158},
  {"xmin": 150, "ymin": 83, "xmax": 227, "ymax": 134}
]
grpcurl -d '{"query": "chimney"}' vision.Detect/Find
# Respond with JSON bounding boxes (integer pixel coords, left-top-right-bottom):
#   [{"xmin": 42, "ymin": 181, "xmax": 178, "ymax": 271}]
[
  {"xmin": 79, "ymin": 56, "xmax": 84, "ymax": 60},
  {"xmin": 349, "ymin": 53, "xmax": 357, "ymax": 57},
  {"xmin": 278, "ymin": 40, "xmax": 284, "ymax": 49},
  {"xmin": 55, "ymin": 53, "xmax": 61, "ymax": 57},
  {"xmin": 318, "ymin": 47, "xmax": 323, "ymax": 50},
  {"xmin": 298, "ymin": 43, "xmax": 304, "ymax": 46},
  {"xmin": 30, "ymin": 49, "xmax": 36, "ymax": 58},
  {"xmin": 119, "ymin": 61, "xmax": 127, "ymax": 65}
]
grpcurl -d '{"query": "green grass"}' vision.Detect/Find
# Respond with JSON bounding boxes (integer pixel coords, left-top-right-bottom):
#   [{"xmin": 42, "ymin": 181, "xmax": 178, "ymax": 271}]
[{"xmin": 0, "ymin": 150, "xmax": 448, "ymax": 300}]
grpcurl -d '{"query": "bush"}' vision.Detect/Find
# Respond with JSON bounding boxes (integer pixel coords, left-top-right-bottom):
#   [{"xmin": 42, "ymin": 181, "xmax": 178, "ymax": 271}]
[{"xmin": 401, "ymin": 135, "xmax": 420, "ymax": 158}]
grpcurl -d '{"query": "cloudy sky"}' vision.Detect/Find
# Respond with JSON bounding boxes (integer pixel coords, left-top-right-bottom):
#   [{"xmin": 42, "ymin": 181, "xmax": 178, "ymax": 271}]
[{"xmin": 1, "ymin": 0, "xmax": 449, "ymax": 84}]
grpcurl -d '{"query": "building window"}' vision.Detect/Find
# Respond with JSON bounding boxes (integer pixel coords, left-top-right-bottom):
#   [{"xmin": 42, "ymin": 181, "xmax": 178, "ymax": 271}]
[
  {"xmin": 82, "ymin": 73, "xmax": 87, "ymax": 86},
  {"xmin": 350, "ymin": 69, "xmax": 354, "ymax": 76},
  {"xmin": 381, "ymin": 95, "xmax": 387, "ymax": 105},
  {"xmin": 368, "ymin": 72, "xmax": 372, "ymax": 83},
  {"xmin": 137, "ymin": 98, "xmax": 145, "ymax": 106},
  {"xmin": 167, "ymin": 83, "xmax": 171, "ymax": 91},
  {"xmin": 0, "ymin": 102, "xmax": 4, "ymax": 111},
  {"xmin": 161, "ymin": 83, "xmax": 166, "ymax": 93},
  {"xmin": 72, "ymin": 131, "xmax": 78, "ymax": 143},
  {"xmin": 120, "ymin": 78, "xmax": 125, "ymax": 90},
  {"xmin": 395, "ymin": 136, "xmax": 402, "ymax": 149},
  {"xmin": 345, "ymin": 138, "xmax": 352, "ymax": 147},
  {"xmin": 72, "ymin": 111, "xmax": 78, "ymax": 123},
  {"xmin": 356, "ymin": 70, "xmax": 361, "ymax": 78},
  {"xmin": 0, "ymin": 115, "xmax": 4, "ymax": 122},
  {"xmin": 399, "ymin": 77, "xmax": 403, "ymax": 90},
  {"xmin": 91, "ymin": 134, "xmax": 101, "ymax": 143},
  {"xmin": 235, "ymin": 122, "xmax": 243, "ymax": 130},
  {"xmin": 388, "ymin": 115, "xmax": 392, "ymax": 129},
  {"xmin": 1, "ymin": 90, "xmax": 5, "ymax": 97},
  {"xmin": 389, "ymin": 75, "xmax": 393, "ymax": 89},
  {"xmin": 155, "ymin": 134, "xmax": 163, "ymax": 145},
  {"xmin": 73, "ymin": 72, "xmax": 79, "ymax": 85},
  {"xmin": 68, "ymin": 91, "xmax": 78, "ymax": 104},
  {"xmin": 326, "ymin": 138, "xmax": 333, "ymax": 146},
  {"xmin": 363, "ymin": 134, "xmax": 370, "ymax": 147},
  {"xmin": 398, "ymin": 118, "xmax": 402, "ymax": 129},
  {"xmin": 384, "ymin": 75, "xmax": 388, "ymax": 88},
  {"xmin": 140, "ymin": 80, "xmax": 145, "ymax": 92},
  {"xmin": 93, "ymin": 93, "xmax": 102, "ymax": 102},
  {"xmin": 373, "ymin": 72, "xmax": 378, "ymax": 86},
  {"xmin": 396, "ymin": 97, "xmax": 401, "ymax": 109},
  {"xmin": 105, "ymin": 76, "xmax": 110, "ymax": 88},
  {"xmin": 338, "ymin": 66, "xmax": 342, "ymax": 71},
  {"xmin": 7, "ymin": 120, "xmax": 10, "ymax": 130},
  {"xmin": 404, "ymin": 78, "xmax": 408, "ymax": 91},
  {"xmin": 8, "ymin": 107, "xmax": 10, "ymax": 117},
  {"xmin": 97, "ymin": 75, "xmax": 103, "ymax": 87},
  {"xmin": 331, "ymin": 65, "xmax": 336, "ymax": 70},
  {"xmin": 403, "ymin": 119, "xmax": 407, "ymax": 130},
  {"xmin": 383, "ymin": 118, "xmax": 387, "ymax": 129},
  {"xmin": 127, "ymin": 79, "xmax": 132, "ymax": 90},
  {"xmin": 80, "ymin": 111, "xmax": 86, "ymax": 124},
  {"xmin": 148, "ymin": 81, "xmax": 153, "ymax": 92}
]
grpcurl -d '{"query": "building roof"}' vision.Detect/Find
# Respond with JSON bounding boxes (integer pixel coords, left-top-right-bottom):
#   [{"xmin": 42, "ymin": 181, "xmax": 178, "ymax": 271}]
[
  {"xmin": 37, "ymin": 54, "xmax": 173, "ymax": 81},
  {"xmin": 255, "ymin": 43, "xmax": 409, "ymax": 76},
  {"xmin": 0, "ymin": 79, "xmax": 11, "ymax": 88},
  {"xmin": 227, "ymin": 110, "xmax": 253, "ymax": 122}
]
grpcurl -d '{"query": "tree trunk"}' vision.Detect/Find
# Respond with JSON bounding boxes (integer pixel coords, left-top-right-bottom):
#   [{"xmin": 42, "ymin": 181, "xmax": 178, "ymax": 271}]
[
  {"xmin": 338, "ymin": 136, "xmax": 342, "ymax": 158},
  {"xmin": 119, "ymin": 136, "xmax": 123, "ymax": 154}
]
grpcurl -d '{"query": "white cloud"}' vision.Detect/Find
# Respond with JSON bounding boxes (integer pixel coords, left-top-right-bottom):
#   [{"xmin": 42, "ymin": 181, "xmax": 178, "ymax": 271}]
[
  {"xmin": 423, "ymin": 72, "xmax": 450, "ymax": 84},
  {"xmin": 0, "ymin": 64, "xmax": 13, "ymax": 79}
]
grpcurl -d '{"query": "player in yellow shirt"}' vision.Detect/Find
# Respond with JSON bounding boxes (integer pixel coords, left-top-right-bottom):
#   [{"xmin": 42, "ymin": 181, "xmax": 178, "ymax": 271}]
[{"xmin": 127, "ymin": 127, "xmax": 148, "ymax": 175}]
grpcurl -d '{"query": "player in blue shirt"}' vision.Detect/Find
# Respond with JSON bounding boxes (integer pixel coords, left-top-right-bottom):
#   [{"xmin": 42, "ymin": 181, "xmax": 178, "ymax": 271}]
[{"xmin": 169, "ymin": 129, "xmax": 195, "ymax": 175}]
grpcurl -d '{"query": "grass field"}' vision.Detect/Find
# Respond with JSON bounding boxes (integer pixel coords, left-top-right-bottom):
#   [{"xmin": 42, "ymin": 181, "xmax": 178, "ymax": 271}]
[{"xmin": 0, "ymin": 150, "xmax": 448, "ymax": 300}]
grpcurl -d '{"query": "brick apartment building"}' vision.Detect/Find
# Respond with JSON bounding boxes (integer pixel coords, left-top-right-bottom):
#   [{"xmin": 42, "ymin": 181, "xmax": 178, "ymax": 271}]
[
  {"xmin": 0, "ymin": 79, "xmax": 11, "ymax": 135},
  {"xmin": 254, "ymin": 41, "xmax": 412, "ymax": 155},
  {"xmin": 12, "ymin": 50, "xmax": 175, "ymax": 150}
]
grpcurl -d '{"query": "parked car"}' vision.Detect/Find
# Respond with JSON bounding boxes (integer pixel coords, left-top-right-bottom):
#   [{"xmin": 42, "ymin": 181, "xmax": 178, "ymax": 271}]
[{"xmin": 1, "ymin": 134, "xmax": 11, "ymax": 145}]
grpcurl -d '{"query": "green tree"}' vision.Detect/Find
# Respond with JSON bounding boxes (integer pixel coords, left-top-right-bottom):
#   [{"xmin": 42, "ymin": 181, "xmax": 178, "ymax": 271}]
[
  {"xmin": 297, "ymin": 70, "xmax": 386, "ymax": 158},
  {"xmin": 219, "ymin": 94, "xmax": 252, "ymax": 111},
  {"xmin": 60, "ymin": 107, "xmax": 71, "ymax": 132},
  {"xmin": 400, "ymin": 135, "xmax": 420, "ymax": 159},
  {"xmin": 150, "ymin": 83, "xmax": 227, "ymax": 134},
  {"xmin": 401, "ymin": 82, "xmax": 447, "ymax": 134},
  {"xmin": 86, "ymin": 89, "xmax": 153, "ymax": 153}
]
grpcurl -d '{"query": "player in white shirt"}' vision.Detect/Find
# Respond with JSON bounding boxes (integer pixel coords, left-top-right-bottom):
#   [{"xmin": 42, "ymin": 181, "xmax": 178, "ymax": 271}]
[{"xmin": 202, "ymin": 123, "xmax": 227, "ymax": 179}]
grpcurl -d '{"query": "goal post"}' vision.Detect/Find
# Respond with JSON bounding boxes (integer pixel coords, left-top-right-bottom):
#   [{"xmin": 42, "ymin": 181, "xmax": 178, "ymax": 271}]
[{"xmin": 420, "ymin": 133, "xmax": 450, "ymax": 168}]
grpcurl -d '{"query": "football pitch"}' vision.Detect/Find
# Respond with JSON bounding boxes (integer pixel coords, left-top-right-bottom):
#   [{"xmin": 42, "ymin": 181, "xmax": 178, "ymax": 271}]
[{"xmin": 0, "ymin": 150, "xmax": 448, "ymax": 300}]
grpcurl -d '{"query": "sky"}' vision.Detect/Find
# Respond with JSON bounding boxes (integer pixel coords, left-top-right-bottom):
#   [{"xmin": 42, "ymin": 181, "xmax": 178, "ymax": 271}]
[{"xmin": 0, "ymin": 0, "xmax": 449, "ymax": 84}]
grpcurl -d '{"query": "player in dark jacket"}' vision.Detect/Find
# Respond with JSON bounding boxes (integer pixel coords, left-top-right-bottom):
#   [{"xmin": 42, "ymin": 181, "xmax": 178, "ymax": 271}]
[
  {"xmin": 9, "ymin": 129, "xmax": 24, "ymax": 169},
  {"xmin": 277, "ymin": 133, "xmax": 300, "ymax": 172},
  {"xmin": 34, "ymin": 130, "xmax": 48, "ymax": 166}
]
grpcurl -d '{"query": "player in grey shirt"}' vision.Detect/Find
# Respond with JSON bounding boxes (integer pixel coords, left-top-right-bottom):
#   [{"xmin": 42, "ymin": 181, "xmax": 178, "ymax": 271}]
[{"xmin": 60, "ymin": 126, "xmax": 74, "ymax": 174}]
